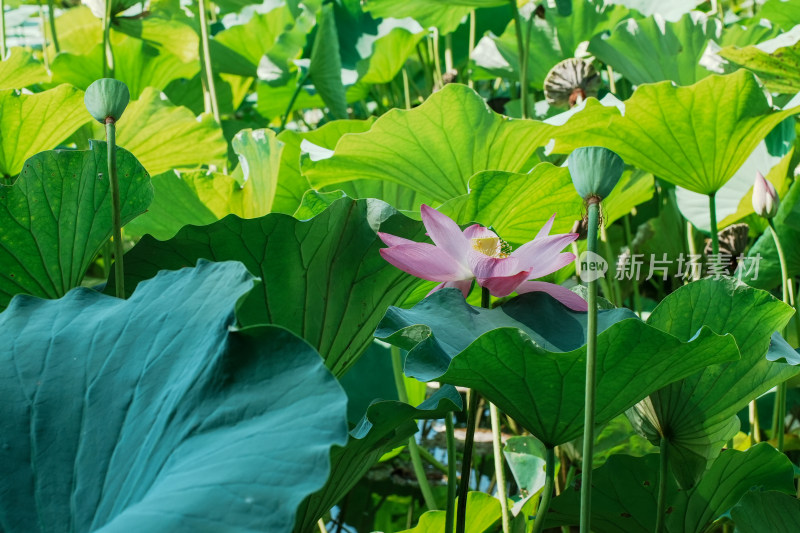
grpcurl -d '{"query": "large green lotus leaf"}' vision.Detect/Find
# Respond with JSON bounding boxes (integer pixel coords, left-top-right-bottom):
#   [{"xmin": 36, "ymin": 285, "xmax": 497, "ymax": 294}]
[
  {"xmin": 0, "ymin": 48, "xmax": 49, "ymax": 90},
  {"xmin": 0, "ymin": 85, "xmax": 90, "ymax": 178},
  {"xmin": 355, "ymin": 20, "xmax": 427, "ymax": 85},
  {"xmin": 629, "ymin": 278, "xmax": 799, "ymax": 488},
  {"xmin": 601, "ymin": 168, "xmax": 655, "ymax": 226},
  {"xmin": 293, "ymin": 385, "xmax": 462, "ymax": 532},
  {"xmin": 375, "ymin": 289, "xmax": 739, "ymax": 447},
  {"xmin": 212, "ymin": 4, "xmax": 293, "ymax": 77},
  {"xmin": 731, "ymin": 490, "xmax": 800, "ymax": 532},
  {"xmin": 588, "ymin": 13, "xmax": 721, "ymax": 86},
  {"xmin": 546, "ymin": 443, "xmax": 794, "ymax": 533},
  {"xmin": 675, "ymin": 117, "xmax": 795, "ymax": 232},
  {"xmin": 719, "ymin": 26, "xmax": 800, "ymax": 94},
  {"xmin": 113, "ymin": 0, "xmax": 199, "ymax": 63},
  {"xmin": 275, "ymin": 118, "xmax": 374, "ymax": 214},
  {"xmin": 304, "ymin": 83, "xmax": 553, "ymax": 203},
  {"xmin": 125, "ymin": 128, "xmax": 282, "ymax": 239},
  {"xmin": 738, "ymin": 174, "xmax": 800, "ymax": 289},
  {"xmin": 0, "ymin": 260, "xmax": 349, "ymax": 532},
  {"xmin": 0, "ymin": 142, "xmax": 152, "ymax": 309},
  {"xmin": 112, "ymin": 198, "xmax": 426, "ymax": 376},
  {"xmin": 547, "ymin": 70, "xmax": 800, "ymax": 195},
  {"xmin": 115, "ymin": 87, "xmax": 228, "ymax": 175},
  {"xmin": 48, "ymin": 5, "xmax": 101, "ymax": 56},
  {"xmin": 472, "ymin": 0, "xmax": 632, "ymax": 89},
  {"xmin": 438, "ymin": 165, "xmax": 583, "ymax": 245},
  {"xmin": 256, "ymin": 2, "xmax": 319, "ymax": 88},
  {"xmin": 364, "ymin": 0, "xmax": 505, "ymax": 34},
  {"xmin": 400, "ymin": 492, "xmax": 501, "ymax": 533},
  {"xmin": 439, "ymin": 165, "xmax": 652, "ymax": 245},
  {"xmin": 123, "ymin": 170, "xmax": 218, "ymax": 240},
  {"xmin": 227, "ymin": 128, "xmax": 283, "ymax": 216},
  {"xmin": 757, "ymin": 0, "xmax": 800, "ymax": 31},
  {"xmin": 51, "ymin": 31, "xmax": 199, "ymax": 99},
  {"xmin": 308, "ymin": 3, "xmax": 348, "ymax": 119}
]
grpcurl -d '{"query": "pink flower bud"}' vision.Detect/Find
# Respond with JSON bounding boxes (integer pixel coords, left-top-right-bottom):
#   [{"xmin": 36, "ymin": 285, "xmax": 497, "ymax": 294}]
[{"xmin": 752, "ymin": 172, "xmax": 779, "ymax": 219}]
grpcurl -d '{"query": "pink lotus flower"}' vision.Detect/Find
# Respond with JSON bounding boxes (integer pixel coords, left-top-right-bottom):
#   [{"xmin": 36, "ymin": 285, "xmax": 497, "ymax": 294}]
[{"xmin": 378, "ymin": 205, "xmax": 587, "ymax": 311}]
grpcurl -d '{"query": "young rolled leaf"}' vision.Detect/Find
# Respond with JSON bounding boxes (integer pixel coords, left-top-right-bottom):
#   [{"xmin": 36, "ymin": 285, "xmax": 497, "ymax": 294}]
[
  {"xmin": 111, "ymin": 198, "xmax": 427, "ymax": 377},
  {"xmin": 0, "ymin": 260, "xmax": 349, "ymax": 532},
  {"xmin": 375, "ymin": 288, "xmax": 739, "ymax": 448},
  {"xmin": 0, "ymin": 142, "xmax": 153, "ymax": 309}
]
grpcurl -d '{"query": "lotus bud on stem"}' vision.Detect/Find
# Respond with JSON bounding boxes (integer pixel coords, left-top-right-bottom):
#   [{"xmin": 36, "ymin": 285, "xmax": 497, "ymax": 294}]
[
  {"xmin": 751, "ymin": 172, "xmax": 791, "ymax": 450},
  {"xmin": 567, "ymin": 146, "xmax": 624, "ymax": 533},
  {"xmin": 85, "ymin": 78, "xmax": 130, "ymax": 298}
]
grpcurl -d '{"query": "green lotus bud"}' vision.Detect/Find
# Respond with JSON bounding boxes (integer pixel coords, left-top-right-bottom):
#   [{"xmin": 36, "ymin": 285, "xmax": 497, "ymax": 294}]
[
  {"xmin": 567, "ymin": 146, "xmax": 624, "ymax": 200},
  {"xmin": 752, "ymin": 171, "xmax": 779, "ymax": 219},
  {"xmin": 84, "ymin": 78, "xmax": 130, "ymax": 124}
]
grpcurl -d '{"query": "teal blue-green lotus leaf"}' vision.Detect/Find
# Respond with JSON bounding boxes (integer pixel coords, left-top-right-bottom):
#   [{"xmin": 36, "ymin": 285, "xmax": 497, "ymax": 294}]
[
  {"xmin": 293, "ymin": 384, "xmax": 462, "ymax": 532},
  {"xmin": 375, "ymin": 288, "xmax": 739, "ymax": 447},
  {"xmin": 0, "ymin": 260, "xmax": 349, "ymax": 532}
]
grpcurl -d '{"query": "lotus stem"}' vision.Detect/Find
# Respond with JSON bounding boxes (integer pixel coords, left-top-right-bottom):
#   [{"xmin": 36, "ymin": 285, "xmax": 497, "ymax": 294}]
[
  {"xmin": 444, "ymin": 33, "xmax": 453, "ymax": 74},
  {"xmin": 105, "ymin": 119, "xmax": 125, "ymax": 298},
  {"xmin": 708, "ymin": 193, "xmax": 720, "ymax": 255},
  {"xmin": 467, "ymin": 10, "xmax": 476, "ymax": 88},
  {"xmin": 402, "ymin": 68, "xmax": 411, "ymax": 110},
  {"xmin": 456, "ymin": 388, "xmax": 479, "ymax": 533},
  {"xmin": 417, "ymin": 444, "xmax": 448, "ymax": 475},
  {"xmin": 47, "ymin": 0, "xmax": 59, "ymax": 52},
  {"xmin": 391, "ymin": 346, "xmax": 438, "ymax": 511},
  {"xmin": 317, "ymin": 518, "xmax": 328, "ymax": 533},
  {"xmin": 37, "ymin": 1, "xmax": 49, "ymax": 70},
  {"xmin": 532, "ymin": 446, "xmax": 556, "ymax": 533},
  {"xmin": 509, "ymin": 0, "xmax": 528, "ymax": 118},
  {"xmin": 490, "ymin": 403, "xmax": 510, "ymax": 533},
  {"xmin": 445, "ymin": 414, "xmax": 457, "ymax": 533},
  {"xmin": 600, "ymin": 223, "xmax": 621, "ymax": 306},
  {"xmin": 279, "ymin": 71, "xmax": 310, "ymax": 132},
  {"xmin": 430, "ymin": 29, "xmax": 444, "ymax": 89},
  {"xmin": 624, "ymin": 215, "xmax": 642, "ymax": 314},
  {"xmin": 102, "ymin": 0, "xmax": 114, "ymax": 76},
  {"xmin": 580, "ymin": 199, "xmax": 600, "ymax": 533},
  {"xmin": 655, "ymin": 437, "xmax": 668, "ymax": 533},
  {"xmin": 766, "ymin": 219, "xmax": 791, "ymax": 451},
  {"xmin": 198, "ymin": 0, "xmax": 221, "ymax": 125},
  {"xmin": 0, "ymin": 0, "xmax": 6, "ymax": 59},
  {"xmin": 457, "ymin": 285, "xmax": 487, "ymax": 533}
]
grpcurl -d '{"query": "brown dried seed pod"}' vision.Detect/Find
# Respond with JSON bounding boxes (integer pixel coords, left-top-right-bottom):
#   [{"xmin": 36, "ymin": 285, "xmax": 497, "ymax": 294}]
[{"xmin": 544, "ymin": 58, "xmax": 601, "ymax": 108}]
